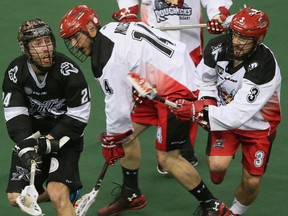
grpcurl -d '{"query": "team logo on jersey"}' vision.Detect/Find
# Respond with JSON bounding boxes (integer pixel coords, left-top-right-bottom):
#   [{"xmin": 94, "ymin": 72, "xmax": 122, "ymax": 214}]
[
  {"xmin": 218, "ymin": 85, "xmax": 235, "ymax": 105},
  {"xmin": 213, "ymin": 139, "xmax": 225, "ymax": 149},
  {"xmin": 11, "ymin": 166, "xmax": 30, "ymax": 182},
  {"xmin": 248, "ymin": 62, "xmax": 259, "ymax": 72},
  {"xmin": 8, "ymin": 66, "xmax": 18, "ymax": 83},
  {"xmin": 60, "ymin": 62, "xmax": 79, "ymax": 76},
  {"xmin": 24, "ymin": 87, "xmax": 33, "ymax": 95},
  {"xmin": 211, "ymin": 44, "xmax": 223, "ymax": 61},
  {"xmin": 28, "ymin": 97, "xmax": 66, "ymax": 117},
  {"xmin": 154, "ymin": 0, "xmax": 192, "ymax": 23}
]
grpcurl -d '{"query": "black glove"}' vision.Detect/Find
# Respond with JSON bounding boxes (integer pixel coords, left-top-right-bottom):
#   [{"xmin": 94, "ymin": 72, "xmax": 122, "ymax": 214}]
[
  {"xmin": 14, "ymin": 138, "xmax": 42, "ymax": 173},
  {"xmin": 36, "ymin": 136, "xmax": 70, "ymax": 155}
]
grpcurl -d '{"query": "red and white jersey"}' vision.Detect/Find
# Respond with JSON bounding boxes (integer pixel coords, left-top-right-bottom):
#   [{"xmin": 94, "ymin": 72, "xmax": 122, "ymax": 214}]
[
  {"xmin": 116, "ymin": 0, "xmax": 233, "ymax": 65},
  {"xmin": 194, "ymin": 35, "xmax": 282, "ymax": 132},
  {"xmin": 91, "ymin": 22, "xmax": 197, "ymax": 134}
]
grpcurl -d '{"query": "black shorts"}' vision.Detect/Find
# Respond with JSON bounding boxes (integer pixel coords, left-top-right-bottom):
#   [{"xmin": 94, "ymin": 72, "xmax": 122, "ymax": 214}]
[{"xmin": 6, "ymin": 137, "xmax": 84, "ymax": 194}]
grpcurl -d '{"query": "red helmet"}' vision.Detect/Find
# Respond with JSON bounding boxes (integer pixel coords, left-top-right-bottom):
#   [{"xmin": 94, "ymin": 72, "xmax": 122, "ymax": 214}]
[
  {"xmin": 230, "ymin": 7, "xmax": 269, "ymax": 39},
  {"xmin": 60, "ymin": 5, "xmax": 100, "ymax": 38}
]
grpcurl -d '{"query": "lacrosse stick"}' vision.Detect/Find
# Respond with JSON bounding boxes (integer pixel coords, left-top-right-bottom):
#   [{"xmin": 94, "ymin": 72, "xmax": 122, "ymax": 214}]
[
  {"xmin": 16, "ymin": 131, "xmax": 44, "ymax": 216},
  {"xmin": 127, "ymin": 72, "xmax": 178, "ymax": 108},
  {"xmin": 74, "ymin": 162, "xmax": 109, "ymax": 216},
  {"xmin": 153, "ymin": 14, "xmax": 234, "ymax": 31},
  {"xmin": 15, "ymin": 132, "xmax": 70, "ymax": 216}
]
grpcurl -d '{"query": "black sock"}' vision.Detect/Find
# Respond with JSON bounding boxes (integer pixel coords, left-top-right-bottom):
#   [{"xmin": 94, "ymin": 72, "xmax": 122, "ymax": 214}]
[
  {"xmin": 189, "ymin": 180, "xmax": 216, "ymax": 202},
  {"xmin": 122, "ymin": 166, "xmax": 139, "ymax": 191}
]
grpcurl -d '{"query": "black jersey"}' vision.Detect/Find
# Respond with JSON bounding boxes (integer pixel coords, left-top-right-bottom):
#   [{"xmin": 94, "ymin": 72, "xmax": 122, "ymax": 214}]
[{"xmin": 2, "ymin": 52, "xmax": 91, "ymax": 142}]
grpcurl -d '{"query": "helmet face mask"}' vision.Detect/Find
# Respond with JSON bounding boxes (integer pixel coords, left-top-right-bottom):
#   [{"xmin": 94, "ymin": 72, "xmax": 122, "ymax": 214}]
[
  {"xmin": 227, "ymin": 7, "xmax": 269, "ymax": 61},
  {"xmin": 63, "ymin": 31, "xmax": 91, "ymax": 62},
  {"xmin": 226, "ymin": 30, "xmax": 258, "ymax": 61},
  {"xmin": 18, "ymin": 19, "xmax": 56, "ymax": 72}
]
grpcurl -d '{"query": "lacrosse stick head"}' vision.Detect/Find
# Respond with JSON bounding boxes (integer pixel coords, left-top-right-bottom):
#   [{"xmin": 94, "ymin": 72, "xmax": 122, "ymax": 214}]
[
  {"xmin": 16, "ymin": 184, "xmax": 43, "ymax": 216},
  {"xmin": 127, "ymin": 72, "xmax": 157, "ymax": 100},
  {"xmin": 74, "ymin": 189, "xmax": 98, "ymax": 216}
]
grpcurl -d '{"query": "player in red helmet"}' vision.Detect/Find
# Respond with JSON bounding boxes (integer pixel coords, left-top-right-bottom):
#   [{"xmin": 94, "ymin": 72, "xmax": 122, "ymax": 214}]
[
  {"xmin": 60, "ymin": 4, "xmax": 229, "ymax": 216},
  {"xmin": 170, "ymin": 7, "xmax": 281, "ymax": 216},
  {"xmin": 112, "ymin": 0, "xmax": 233, "ymax": 174},
  {"xmin": 60, "ymin": 5, "xmax": 101, "ymax": 62}
]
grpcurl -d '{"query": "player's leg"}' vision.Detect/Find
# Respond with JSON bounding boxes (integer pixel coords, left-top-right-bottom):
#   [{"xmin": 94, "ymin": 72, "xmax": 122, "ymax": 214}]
[
  {"xmin": 97, "ymin": 99, "xmax": 156, "ymax": 216},
  {"xmin": 6, "ymin": 152, "xmax": 48, "ymax": 207},
  {"xmin": 156, "ymin": 103, "xmax": 228, "ymax": 215},
  {"xmin": 158, "ymin": 122, "xmax": 199, "ymax": 175},
  {"xmin": 224, "ymin": 129, "xmax": 276, "ymax": 215},
  {"xmin": 46, "ymin": 137, "xmax": 83, "ymax": 216},
  {"xmin": 180, "ymin": 121, "xmax": 199, "ymax": 166},
  {"xmin": 206, "ymin": 131, "xmax": 239, "ymax": 185}
]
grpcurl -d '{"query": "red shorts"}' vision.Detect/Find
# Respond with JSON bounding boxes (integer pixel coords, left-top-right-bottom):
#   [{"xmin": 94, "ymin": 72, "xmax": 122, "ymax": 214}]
[
  {"xmin": 207, "ymin": 129, "xmax": 276, "ymax": 175},
  {"xmin": 131, "ymin": 99, "xmax": 190, "ymax": 152}
]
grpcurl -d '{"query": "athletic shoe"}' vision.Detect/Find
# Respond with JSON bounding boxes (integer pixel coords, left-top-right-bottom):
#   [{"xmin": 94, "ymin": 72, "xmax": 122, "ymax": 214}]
[
  {"xmin": 223, "ymin": 210, "xmax": 240, "ymax": 216},
  {"xmin": 156, "ymin": 164, "xmax": 169, "ymax": 175},
  {"xmin": 97, "ymin": 184, "xmax": 147, "ymax": 216},
  {"xmin": 193, "ymin": 199, "xmax": 228, "ymax": 216}
]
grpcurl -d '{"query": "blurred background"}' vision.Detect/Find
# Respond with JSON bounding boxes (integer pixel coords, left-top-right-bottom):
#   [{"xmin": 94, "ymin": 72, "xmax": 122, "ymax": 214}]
[{"xmin": 0, "ymin": 0, "xmax": 287, "ymax": 215}]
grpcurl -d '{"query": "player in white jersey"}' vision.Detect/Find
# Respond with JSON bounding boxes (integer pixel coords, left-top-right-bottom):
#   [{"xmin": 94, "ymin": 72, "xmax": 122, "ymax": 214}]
[
  {"xmin": 170, "ymin": 7, "xmax": 281, "ymax": 216},
  {"xmin": 60, "ymin": 5, "xmax": 229, "ymax": 216},
  {"xmin": 113, "ymin": 0, "xmax": 233, "ymax": 173}
]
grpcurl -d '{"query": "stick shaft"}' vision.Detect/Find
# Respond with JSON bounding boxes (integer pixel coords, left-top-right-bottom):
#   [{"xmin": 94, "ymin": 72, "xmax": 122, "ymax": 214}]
[
  {"xmin": 154, "ymin": 96, "xmax": 178, "ymax": 108},
  {"xmin": 154, "ymin": 14, "xmax": 234, "ymax": 31},
  {"xmin": 30, "ymin": 161, "xmax": 37, "ymax": 185},
  {"xmin": 155, "ymin": 23, "xmax": 207, "ymax": 30},
  {"xmin": 94, "ymin": 162, "xmax": 109, "ymax": 190}
]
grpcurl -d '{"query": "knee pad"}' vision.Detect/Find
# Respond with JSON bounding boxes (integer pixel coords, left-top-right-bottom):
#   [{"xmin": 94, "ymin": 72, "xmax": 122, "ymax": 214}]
[{"xmin": 210, "ymin": 171, "xmax": 226, "ymax": 185}]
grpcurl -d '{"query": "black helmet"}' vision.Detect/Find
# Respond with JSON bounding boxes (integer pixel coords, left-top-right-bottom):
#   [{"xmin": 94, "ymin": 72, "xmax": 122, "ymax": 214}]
[{"xmin": 18, "ymin": 18, "xmax": 56, "ymax": 71}]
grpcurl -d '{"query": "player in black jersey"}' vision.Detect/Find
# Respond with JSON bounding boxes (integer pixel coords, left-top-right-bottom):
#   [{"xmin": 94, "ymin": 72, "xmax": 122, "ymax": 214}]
[
  {"xmin": 2, "ymin": 18, "xmax": 91, "ymax": 215},
  {"xmin": 171, "ymin": 7, "xmax": 281, "ymax": 216}
]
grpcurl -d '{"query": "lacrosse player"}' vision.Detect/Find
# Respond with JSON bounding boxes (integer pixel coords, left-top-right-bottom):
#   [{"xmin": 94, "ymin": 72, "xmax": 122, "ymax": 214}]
[
  {"xmin": 113, "ymin": 0, "xmax": 233, "ymax": 173},
  {"xmin": 170, "ymin": 7, "xmax": 282, "ymax": 215},
  {"xmin": 60, "ymin": 5, "xmax": 229, "ymax": 216},
  {"xmin": 3, "ymin": 18, "xmax": 91, "ymax": 216}
]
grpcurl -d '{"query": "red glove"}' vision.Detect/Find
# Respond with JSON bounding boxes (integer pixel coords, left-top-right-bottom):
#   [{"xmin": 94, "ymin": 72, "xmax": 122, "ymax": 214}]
[
  {"xmin": 207, "ymin": 6, "xmax": 230, "ymax": 34},
  {"xmin": 112, "ymin": 5, "xmax": 139, "ymax": 22},
  {"xmin": 170, "ymin": 98, "xmax": 217, "ymax": 130},
  {"xmin": 98, "ymin": 129, "xmax": 133, "ymax": 165}
]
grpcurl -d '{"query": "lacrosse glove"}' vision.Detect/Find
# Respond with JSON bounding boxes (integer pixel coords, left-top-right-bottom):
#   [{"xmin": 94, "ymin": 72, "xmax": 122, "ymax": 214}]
[
  {"xmin": 170, "ymin": 98, "xmax": 217, "ymax": 131},
  {"xmin": 14, "ymin": 138, "xmax": 42, "ymax": 174},
  {"xmin": 207, "ymin": 6, "xmax": 230, "ymax": 34},
  {"xmin": 112, "ymin": 5, "xmax": 139, "ymax": 22},
  {"xmin": 98, "ymin": 129, "xmax": 133, "ymax": 165}
]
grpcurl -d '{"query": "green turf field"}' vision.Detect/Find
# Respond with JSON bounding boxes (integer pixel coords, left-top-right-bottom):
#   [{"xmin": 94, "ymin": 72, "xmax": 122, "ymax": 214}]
[{"xmin": 0, "ymin": 0, "xmax": 287, "ymax": 215}]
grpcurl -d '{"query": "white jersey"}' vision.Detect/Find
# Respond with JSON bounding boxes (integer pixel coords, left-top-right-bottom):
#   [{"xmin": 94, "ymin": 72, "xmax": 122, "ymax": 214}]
[
  {"xmin": 91, "ymin": 22, "xmax": 197, "ymax": 134},
  {"xmin": 117, "ymin": 0, "xmax": 233, "ymax": 63},
  {"xmin": 194, "ymin": 35, "xmax": 282, "ymax": 132}
]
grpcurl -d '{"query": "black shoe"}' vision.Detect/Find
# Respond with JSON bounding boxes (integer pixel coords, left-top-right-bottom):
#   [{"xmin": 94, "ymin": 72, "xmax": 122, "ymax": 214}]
[
  {"xmin": 97, "ymin": 183, "xmax": 147, "ymax": 216},
  {"xmin": 193, "ymin": 199, "xmax": 228, "ymax": 216}
]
